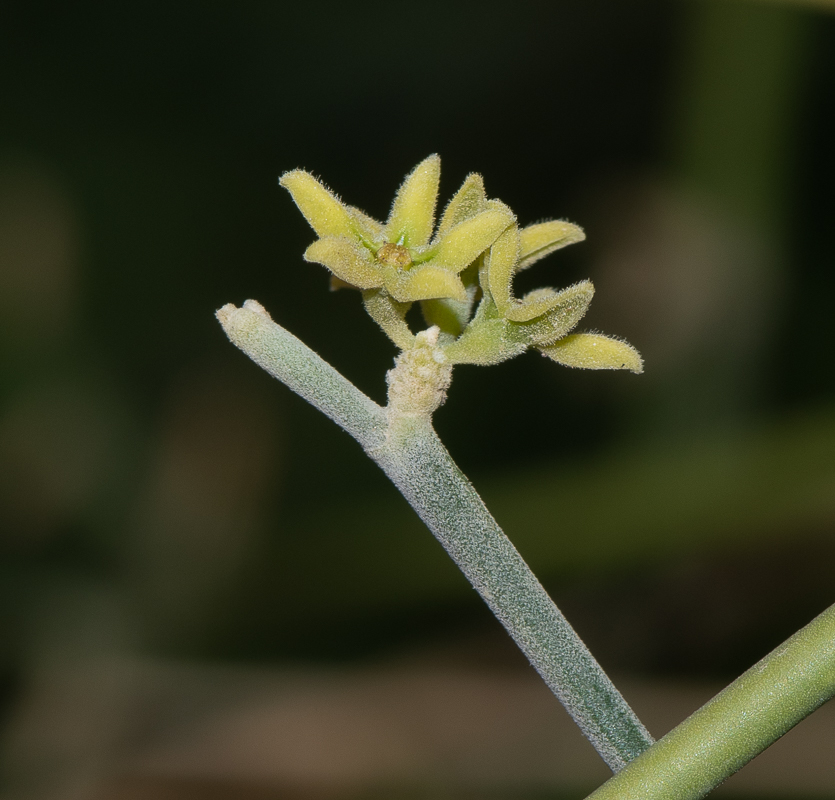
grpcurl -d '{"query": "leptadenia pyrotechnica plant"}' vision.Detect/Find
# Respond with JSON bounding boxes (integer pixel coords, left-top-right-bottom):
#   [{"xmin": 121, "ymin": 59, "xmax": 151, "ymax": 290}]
[{"xmin": 217, "ymin": 156, "xmax": 835, "ymax": 799}]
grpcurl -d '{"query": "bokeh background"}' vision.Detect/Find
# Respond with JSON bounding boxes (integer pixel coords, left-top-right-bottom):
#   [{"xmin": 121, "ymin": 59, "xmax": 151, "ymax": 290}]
[{"xmin": 2, "ymin": 0, "xmax": 835, "ymax": 797}]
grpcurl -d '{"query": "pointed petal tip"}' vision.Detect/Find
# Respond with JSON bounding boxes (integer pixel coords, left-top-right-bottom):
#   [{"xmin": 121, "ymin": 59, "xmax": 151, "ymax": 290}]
[
  {"xmin": 436, "ymin": 172, "xmax": 490, "ymax": 238},
  {"xmin": 517, "ymin": 219, "xmax": 586, "ymax": 271},
  {"xmin": 387, "ymin": 155, "xmax": 442, "ymax": 248},
  {"xmin": 280, "ymin": 170, "xmax": 357, "ymax": 239},
  {"xmin": 278, "ymin": 168, "xmax": 308, "ymax": 188},
  {"xmin": 561, "ymin": 219, "xmax": 586, "ymax": 239},
  {"xmin": 404, "ymin": 154, "xmax": 441, "ymax": 179},
  {"xmin": 540, "ymin": 333, "xmax": 643, "ymax": 373}
]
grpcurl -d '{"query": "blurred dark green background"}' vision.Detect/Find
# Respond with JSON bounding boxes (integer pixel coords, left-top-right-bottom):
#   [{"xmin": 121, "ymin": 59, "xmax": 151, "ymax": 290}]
[{"xmin": 2, "ymin": 0, "xmax": 835, "ymax": 797}]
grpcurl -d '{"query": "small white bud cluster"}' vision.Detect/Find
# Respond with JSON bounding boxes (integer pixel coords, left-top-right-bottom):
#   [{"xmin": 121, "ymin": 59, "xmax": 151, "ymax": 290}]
[{"xmin": 386, "ymin": 326, "xmax": 453, "ymax": 423}]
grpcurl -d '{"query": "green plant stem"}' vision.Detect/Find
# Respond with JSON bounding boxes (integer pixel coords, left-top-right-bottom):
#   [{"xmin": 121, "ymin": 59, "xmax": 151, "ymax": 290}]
[
  {"xmin": 216, "ymin": 300, "xmax": 654, "ymax": 771},
  {"xmin": 585, "ymin": 602, "xmax": 835, "ymax": 800},
  {"xmin": 216, "ymin": 301, "xmax": 388, "ymax": 447},
  {"xmin": 374, "ymin": 415, "xmax": 653, "ymax": 771}
]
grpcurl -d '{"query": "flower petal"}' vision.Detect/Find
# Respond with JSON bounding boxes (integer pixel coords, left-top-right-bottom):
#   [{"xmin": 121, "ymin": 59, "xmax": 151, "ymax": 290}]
[
  {"xmin": 508, "ymin": 281, "xmax": 594, "ymax": 346},
  {"xmin": 431, "ymin": 206, "xmax": 515, "ymax": 274},
  {"xmin": 436, "ymin": 173, "xmax": 487, "ymax": 238},
  {"xmin": 484, "ymin": 221, "xmax": 589, "ymax": 323},
  {"xmin": 386, "ymin": 264, "xmax": 467, "ymax": 303},
  {"xmin": 347, "ymin": 205, "xmax": 385, "ymax": 243},
  {"xmin": 481, "ymin": 223, "xmax": 521, "ymax": 314},
  {"xmin": 280, "ymin": 170, "xmax": 355, "ymax": 239},
  {"xmin": 386, "ymin": 155, "xmax": 441, "ymax": 248},
  {"xmin": 506, "ymin": 288, "xmax": 565, "ymax": 322},
  {"xmin": 518, "ymin": 221, "xmax": 585, "ymax": 272},
  {"xmin": 304, "ymin": 238, "xmax": 382, "ymax": 289},
  {"xmin": 539, "ymin": 333, "xmax": 644, "ymax": 373}
]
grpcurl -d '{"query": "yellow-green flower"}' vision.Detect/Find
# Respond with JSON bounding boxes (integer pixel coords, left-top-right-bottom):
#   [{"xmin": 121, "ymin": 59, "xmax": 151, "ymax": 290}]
[
  {"xmin": 280, "ymin": 155, "xmax": 642, "ymax": 374},
  {"xmin": 445, "ymin": 219, "xmax": 643, "ymax": 373},
  {"xmin": 280, "ymin": 155, "xmax": 514, "ymax": 306}
]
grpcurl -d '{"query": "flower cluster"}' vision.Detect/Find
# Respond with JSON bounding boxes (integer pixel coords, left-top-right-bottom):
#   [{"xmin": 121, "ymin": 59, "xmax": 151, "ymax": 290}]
[{"xmin": 280, "ymin": 155, "xmax": 642, "ymax": 373}]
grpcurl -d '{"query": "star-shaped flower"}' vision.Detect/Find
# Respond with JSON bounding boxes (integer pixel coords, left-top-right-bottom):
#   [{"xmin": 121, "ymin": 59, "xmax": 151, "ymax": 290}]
[{"xmin": 280, "ymin": 155, "xmax": 514, "ymax": 307}]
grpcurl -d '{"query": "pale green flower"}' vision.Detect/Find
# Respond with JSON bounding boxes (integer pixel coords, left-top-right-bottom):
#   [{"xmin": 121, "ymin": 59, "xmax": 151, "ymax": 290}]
[
  {"xmin": 280, "ymin": 155, "xmax": 642, "ymax": 373},
  {"xmin": 280, "ymin": 155, "xmax": 514, "ymax": 307},
  {"xmin": 444, "ymin": 218, "xmax": 643, "ymax": 373}
]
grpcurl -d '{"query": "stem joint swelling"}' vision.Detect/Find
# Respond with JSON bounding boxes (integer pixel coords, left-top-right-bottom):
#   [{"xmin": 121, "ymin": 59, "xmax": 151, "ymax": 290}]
[{"xmin": 385, "ymin": 326, "xmax": 451, "ymax": 433}]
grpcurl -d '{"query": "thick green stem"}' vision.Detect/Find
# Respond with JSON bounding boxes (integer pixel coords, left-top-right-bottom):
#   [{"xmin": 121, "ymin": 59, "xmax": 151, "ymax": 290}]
[
  {"xmin": 216, "ymin": 300, "xmax": 654, "ymax": 771},
  {"xmin": 585, "ymin": 603, "xmax": 835, "ymax": 800}
]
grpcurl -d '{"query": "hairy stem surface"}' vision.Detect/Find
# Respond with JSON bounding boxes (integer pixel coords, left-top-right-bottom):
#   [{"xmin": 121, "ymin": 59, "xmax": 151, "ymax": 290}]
[
  {"xmin": 374, "ymin": 415, "xmax": 653, "ymax": 770},
  {"xmin": 217, "ymin": 300, "xmax": 653, "ymax": 770}
]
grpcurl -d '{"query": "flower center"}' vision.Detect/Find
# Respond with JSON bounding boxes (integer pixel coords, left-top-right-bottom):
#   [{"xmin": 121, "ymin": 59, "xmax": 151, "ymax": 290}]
[{"xmin": 376, "ymin": 243, "xmax": 412, "ymax": 269}]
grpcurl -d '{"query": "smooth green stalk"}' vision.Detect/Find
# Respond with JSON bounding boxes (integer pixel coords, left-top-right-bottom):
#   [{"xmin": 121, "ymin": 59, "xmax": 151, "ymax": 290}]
[
  {"xmin": 216, "ymin": 300, "xmax": 654, "ymax": 771},
  {"xmin": 586, "ymin": 602, "xmax": 835, "ymax": 800}
]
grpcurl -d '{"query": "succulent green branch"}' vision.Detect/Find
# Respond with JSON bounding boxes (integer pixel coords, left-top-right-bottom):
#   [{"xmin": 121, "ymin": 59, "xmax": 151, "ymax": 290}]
[
  {"xmin": 585, "ymin": 602, "xmax": 835, "ymax": 800},
  {"xmin": 217, "ymin": 300, "xmax": 653, "ymax": 770}
]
